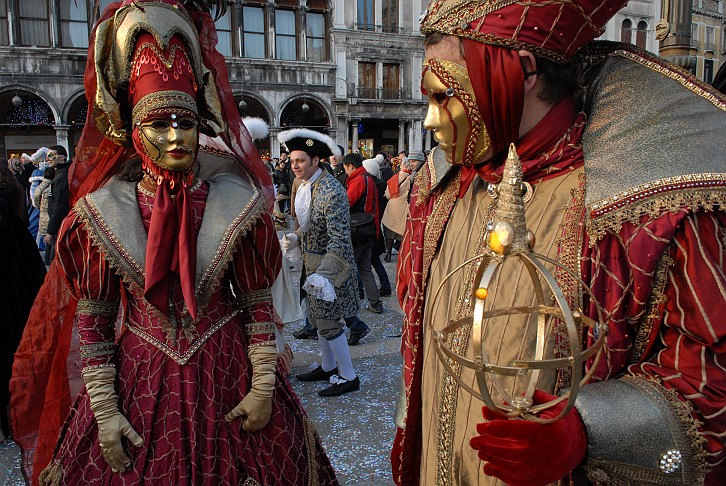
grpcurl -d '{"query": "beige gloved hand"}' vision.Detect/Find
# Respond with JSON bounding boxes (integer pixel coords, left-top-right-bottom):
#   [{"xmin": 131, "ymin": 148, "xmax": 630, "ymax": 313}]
[
  {"xmin": 82, "ymin": 367, "xmax": 143, "ymax": 473},
  {"xmin": 281, "ymin": 233, "xmax": 303, "ymax": 267},
  {"xmin": 225, "ymin": 345, "xmax": 277, "ymax": 432}
]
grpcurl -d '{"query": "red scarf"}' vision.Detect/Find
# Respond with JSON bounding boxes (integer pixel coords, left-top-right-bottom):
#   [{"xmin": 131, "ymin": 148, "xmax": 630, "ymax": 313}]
[
  {"xmin": 132, "ymin": 129, "xmax": 198, "ymax": 321},
  {"xmin": 387, "ymin": 170, "xmax": 410, "ymax": 199}
]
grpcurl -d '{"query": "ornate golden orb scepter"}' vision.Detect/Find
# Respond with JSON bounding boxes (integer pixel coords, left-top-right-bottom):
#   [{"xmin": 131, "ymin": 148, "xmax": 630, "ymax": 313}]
[{"xmin": 430, "ymin": 143, "xmax": 608, "ymax": 423}]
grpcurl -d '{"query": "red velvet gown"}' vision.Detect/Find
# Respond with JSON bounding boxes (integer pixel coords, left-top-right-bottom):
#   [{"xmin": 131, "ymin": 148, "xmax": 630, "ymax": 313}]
[{"xmin": 45, "ymin": 179, "xmax": 337, "ymax": 485}]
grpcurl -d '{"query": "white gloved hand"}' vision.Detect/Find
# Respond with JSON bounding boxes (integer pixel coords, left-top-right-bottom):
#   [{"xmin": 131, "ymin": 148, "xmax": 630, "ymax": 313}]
[
  {"xmin": 303, "ymin": 273, "xmax": 336, "ymax": 302},
  {"xmin": 280, "ymin": 233, "xmax": 299, "ymax": 253},
  {"xmin": 281, "ymin": 233, "xmax": 302, "ymax": 267}
]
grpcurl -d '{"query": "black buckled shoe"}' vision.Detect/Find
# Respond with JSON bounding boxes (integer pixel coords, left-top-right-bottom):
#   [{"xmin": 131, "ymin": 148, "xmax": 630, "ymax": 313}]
[
  {"xmin": 318, "ymin": 376, "xmax": 360, "ymax": 397},
  {"xmin": 295, "ymin": 365, "xmax": 338, "ymax": 382},
  {"xmin": 347, "ymin": 327, "xmax": 369, "ymax": 346}
]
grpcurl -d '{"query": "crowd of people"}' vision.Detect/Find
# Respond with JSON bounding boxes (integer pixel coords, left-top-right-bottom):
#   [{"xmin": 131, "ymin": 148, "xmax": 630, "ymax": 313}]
[{"xmin": 1, "ymin": 0, "xmax": 724, "ymax": 485}]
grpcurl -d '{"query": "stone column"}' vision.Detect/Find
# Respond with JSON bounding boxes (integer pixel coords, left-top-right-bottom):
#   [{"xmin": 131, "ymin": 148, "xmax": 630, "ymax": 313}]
[
  {"xmin": 351, "ymin": 119, "xmax": 359, "ymax": 153},
  {"xmin": 269, "ymin": 127, "xmax": 281, "ymax": 158},
  {"xmin": 49, "ymin": 0, "xmax": 60, "ymax": 48},
  {"xmin": 54, "ymin": 124, "xmax": 71, "ymax": 155},
  {"xmin": 398, "ymin": 120, "xmax": 406, "ymax": 153},
  {"xmin": 424, "ymin": 129, "xmax": 432, "ymax": 152},
  {"xmin": 6, "ymin": 0, "xmax": 18, "ymax": 46},
  {"xmin": 659, "ymin": 0, "xmax": 696, "ymax": 70}
]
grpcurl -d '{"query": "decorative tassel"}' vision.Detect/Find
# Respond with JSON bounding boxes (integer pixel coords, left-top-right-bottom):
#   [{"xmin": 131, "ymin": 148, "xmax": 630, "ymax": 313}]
[{"xmin": 38, "ymin": 461, "xmax": 63, "ymax": 486}]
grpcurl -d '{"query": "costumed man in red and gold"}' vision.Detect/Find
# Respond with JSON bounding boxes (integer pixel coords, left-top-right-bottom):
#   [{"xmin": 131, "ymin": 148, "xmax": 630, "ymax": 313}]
[
  {"xmin": 392, "ymin": 1, "xmax": 726, "ymax": 485},
  {"xmin": 9, "ymin": 1, "xmax": 338, "ymax": 484}
]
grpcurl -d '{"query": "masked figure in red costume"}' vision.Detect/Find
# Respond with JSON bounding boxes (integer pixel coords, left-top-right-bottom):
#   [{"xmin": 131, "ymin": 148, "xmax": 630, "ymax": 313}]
[
  {"xmin": 9, "ymin": 1, "xmax": 337, "ymax": 485},
  {"xmin": 392, "ymin": 1, "xmax": 726, "ymax": 485}
]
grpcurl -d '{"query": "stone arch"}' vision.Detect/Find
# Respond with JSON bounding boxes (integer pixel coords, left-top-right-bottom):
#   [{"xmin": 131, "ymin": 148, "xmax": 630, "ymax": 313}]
[
  {"xmin": 234, "ymin": 91, "xmax": 274, "ymax": 125},
  {"xmin": 278, "ymin": 94, "xmax": 332, "ymax": 131},
  {"xmin": 0, "ymin": 86, "xmax": 60, "ymax": 124},
  {"xmin": 61, "ymin": 89, "xmax": 88, "ymax": 125}
]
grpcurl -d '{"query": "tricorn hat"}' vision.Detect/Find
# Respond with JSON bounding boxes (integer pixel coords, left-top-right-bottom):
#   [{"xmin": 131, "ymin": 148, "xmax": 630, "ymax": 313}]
[{"xmin": 278, "ymin": 129, "xmax": 341, "ymax": 160}]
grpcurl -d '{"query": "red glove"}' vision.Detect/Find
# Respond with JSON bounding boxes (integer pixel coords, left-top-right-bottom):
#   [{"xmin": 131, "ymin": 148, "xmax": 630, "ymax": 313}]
[{"xmin": 470, "ymin": 390, "xmax": 587, "ymax": 486}]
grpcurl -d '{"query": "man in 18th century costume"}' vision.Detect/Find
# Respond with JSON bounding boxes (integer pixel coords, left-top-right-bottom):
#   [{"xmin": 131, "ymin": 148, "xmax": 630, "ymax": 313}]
[
  {"xmin": 9, "ymin": 1, "xmax": 338, "ymax": 484},
  {"xmin": 393, "ymin": 1, "xmax": 726, "ymax": 485},
  {"xmin": 280, "ymin": 129, "xmax": 362, "ymax": 397}
]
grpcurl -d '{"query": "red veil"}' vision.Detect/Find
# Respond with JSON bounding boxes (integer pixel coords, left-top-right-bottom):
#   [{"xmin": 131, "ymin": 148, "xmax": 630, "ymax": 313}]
[{"xmin": 9, "ymin": 2, "xmax": 273, "ymax": 483}]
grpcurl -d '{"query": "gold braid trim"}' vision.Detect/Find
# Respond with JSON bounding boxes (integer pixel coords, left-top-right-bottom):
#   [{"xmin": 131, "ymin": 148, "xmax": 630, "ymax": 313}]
[
  {"xmin": 132, "ymin": 90, "xmax": 198, "ymax": 125},
  {"xmin": 303, "ymin": 416, "xmax": 321, "ymax": 486},
  {"xmin": 77, "ymin": 298, "xmax": 120, "ymax": 317},
  {"xmin": 236, "ymin": 288, "xmax": 273, "ymax": 309},
  {"xmin": 630, "ymin": 250, "xmax": 674, "ymax": 365},
  {"xmin": 248, "ymin": 339, "xmax": 276, "ymax": 348},
  {"xmin": 80, "ymin": 342, "xmax": 116, "ymax": 360},
  {"xmin": 586, "ymin": 175, "xmax": 726, "ymax": 244},
  {"xmin": 621, "ymin": 375, "xmax": 708, "ymax": 485},
  {"xmin": 244, "ymin": 322, "xmax": 276, "ymax": 335},
  {"xmin": 553, "ymin": 171, "xmax": 587, "ymax": 391},
  {"xmin": 436, "ymin": 191, "xmax": 497, "ymax": 486}
]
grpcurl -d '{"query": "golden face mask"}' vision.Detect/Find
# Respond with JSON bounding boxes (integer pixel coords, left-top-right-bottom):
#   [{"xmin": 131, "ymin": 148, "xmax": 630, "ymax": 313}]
[
  {"xmin": 138, "ymin": 113, "xmax": 198, "ymax": 171},
  {"xmin": 422, "ymin": 59, "xmax": 490, "ymax": 166}
]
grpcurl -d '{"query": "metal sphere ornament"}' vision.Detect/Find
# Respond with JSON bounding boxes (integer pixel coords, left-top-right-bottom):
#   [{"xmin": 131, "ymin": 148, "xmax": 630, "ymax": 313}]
[
  {"xmin": 301, "ymin": 102, "xmax": 310, "ymax": 113},
  {"xmin": 237, "ymin": 99, "xmax": 247, "ymax": 112},
  {"xmin": 430, "ymin": 143, "xmax": 608, "ymax": 424},
  {"xmin": 12, "ymin": 95, "xmax": 23, "ymax": 108}
]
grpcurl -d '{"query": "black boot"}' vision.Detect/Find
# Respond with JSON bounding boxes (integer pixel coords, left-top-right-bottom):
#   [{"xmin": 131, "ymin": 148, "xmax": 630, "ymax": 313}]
[{"xmin": 384, "ymin": 238, "xmax": 393, "ymax": 262}]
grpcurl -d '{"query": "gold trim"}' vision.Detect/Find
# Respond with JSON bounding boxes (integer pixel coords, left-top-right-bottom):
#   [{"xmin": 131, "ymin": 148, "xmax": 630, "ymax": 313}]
[
  {"xmin": 77, "ymin": 298, "xmax": 120, "ymax": 317},
  {"xmin": 630, "ymin": 251, "xmax": 674, "ymax": 365},
  {"xmin": 248, "ymin": 339, "xmax": 277, "ymax": 348},
  {"xmin": 244, "ymin": 322, "xmax": 276, "ymax": 335},
  {"xmin": 132, "ymin": 90, "xmax": 198, "ymax": 125},
  {"xmin": 125, "ymin": 311, "xmax": 238, "ymax": 365},
  {"xmin": 303, "ymin": 416, "xmax": 321, "ymax": 486},
  {"xmin": 612, "ymin": 50, "xmax": 726, "ymax": 111},
  {"xmin": 236, "ymin": 289, "xmax": 273, "ymax": 309},
  {"xmin": 79, "ymin": 342, "xmax": 115, "ymax": 360},
  {"xmin": 553, "ymin": 171, "xmax": 586, "ymax": 390},
  {"xmin": 435, "ymin": 191, "xmax": 497, "ymax": 486},
  {"xmin": 586, "ymin": 174, "xmax": 726, "ymax": 243}
]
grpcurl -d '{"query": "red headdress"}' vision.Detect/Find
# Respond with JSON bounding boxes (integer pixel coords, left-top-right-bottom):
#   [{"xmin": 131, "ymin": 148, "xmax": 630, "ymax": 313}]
[{"xmin": 420, "ymin": 0, "xmax": 626, "ymax": 186}]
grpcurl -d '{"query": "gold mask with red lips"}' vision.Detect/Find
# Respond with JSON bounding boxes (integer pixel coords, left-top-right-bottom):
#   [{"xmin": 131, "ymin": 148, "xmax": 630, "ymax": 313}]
[{"xmin": 422, "ymin": 59, "xmax": 491, "ymax": 166}]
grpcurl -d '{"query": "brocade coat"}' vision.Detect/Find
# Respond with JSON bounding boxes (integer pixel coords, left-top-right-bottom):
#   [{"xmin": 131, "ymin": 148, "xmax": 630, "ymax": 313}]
[{"xmin": 298, "ymin": 170, "xmax": 359, "ymax": 320}]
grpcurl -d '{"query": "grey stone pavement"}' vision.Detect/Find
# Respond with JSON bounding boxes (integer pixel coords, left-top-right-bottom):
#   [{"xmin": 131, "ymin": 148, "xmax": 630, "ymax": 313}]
[{"xmin": 0, "ymin": 253, "xmax": 404, "ymax": 486}]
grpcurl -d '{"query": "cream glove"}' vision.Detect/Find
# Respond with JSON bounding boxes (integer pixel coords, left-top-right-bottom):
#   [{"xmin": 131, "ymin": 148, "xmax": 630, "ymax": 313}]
[
  {"xmin": 225, "ymin": 345, "xmax": 277, "ymax": 432},
  {"xmin": 280, "ymin": 233, "xmax": 303, "ymax": 267},
  {"xmin": 82, "ymin": 367, "xmax": 143, "ymax": 473}
]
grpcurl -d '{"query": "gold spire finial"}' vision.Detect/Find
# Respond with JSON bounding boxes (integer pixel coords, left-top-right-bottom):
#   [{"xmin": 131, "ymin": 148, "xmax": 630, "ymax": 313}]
[{"xmin": 487, "ymin": 143, "xmax": 529, "ymax": 255}]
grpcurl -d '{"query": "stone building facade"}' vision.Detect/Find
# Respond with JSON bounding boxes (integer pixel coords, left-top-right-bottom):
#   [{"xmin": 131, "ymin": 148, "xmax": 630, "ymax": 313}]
[{"xmin": 0, "ymin": 0, "xmax": 429, "ymax": 160}]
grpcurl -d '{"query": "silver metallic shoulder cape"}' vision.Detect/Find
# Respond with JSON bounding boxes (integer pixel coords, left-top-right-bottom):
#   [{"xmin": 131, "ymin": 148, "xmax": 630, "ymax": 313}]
[
  {"xmin": 579, "ymin": 42, "xmax": 726, "ymax": 243},
  {"xmin": 73, "ymin": 145, "xmax": 266, "ymax": 315}
]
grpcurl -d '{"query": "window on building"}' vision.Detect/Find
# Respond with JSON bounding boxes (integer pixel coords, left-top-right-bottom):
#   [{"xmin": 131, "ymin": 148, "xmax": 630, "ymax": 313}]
[
  {"xmin": 382, "ymin": 0, "xmax": 398, "ymax": 33},
  {"xmin": 19, "ymin": 0, "xmax": 50, "ymax": 47},
  {"xmin": 382, "ymin": 63, "xmax": 400, "ymax": 99},
  {"xmin": 275, "ymin": 9, "xmax": 296, "ymax": 60},
  {"xmin": 635, "ymin": 20, "xmax": 647, "ymax": 49},
  {"xmin": 705, "ymin": 25, "xmax": 715, "ymax": 51},
  {"xmin": 98, "ymin": 0, "xmax": 115, "ymax": 15},
  {"xmin": 358, "ymin": 61, "xmax": 377, "ymax": 99},
  {"xmin": 0, "ymin": 0, "xmax": 8, "ymax": 45},
  {"xmin": 704, "ymin": 59, "xmax": 714, "ymax": 83},
  {"xmin": 357, "ymin": 0, "xmax": 374, "ymax": 31},
  {"xmin": 620, "ymin": 18, "xmax": 632, "ymax": 44},
  {"xmin": 59, "ymin": 0, "xmax": 89, "ymax": 48},
  {"xmin": 240, "ymin": 5, "xmax": 265, "ymax": 59},
  {"xmin": 215, "ymin": 7, "xmax": 233, "ymax": 57},
  {"xmin": 306, "ymin": 12, "xmax": 325, "ymax": 62},
  {"xmin": 692, "ymin": 23, "xmax": 699, "ymax": 43}
]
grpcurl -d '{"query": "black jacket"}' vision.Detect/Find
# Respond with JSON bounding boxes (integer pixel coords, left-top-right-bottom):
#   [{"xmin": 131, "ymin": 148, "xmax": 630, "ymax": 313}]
[{"xmin": 46, "ymin": 162, "xmax": 71, "ymax": 236}]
